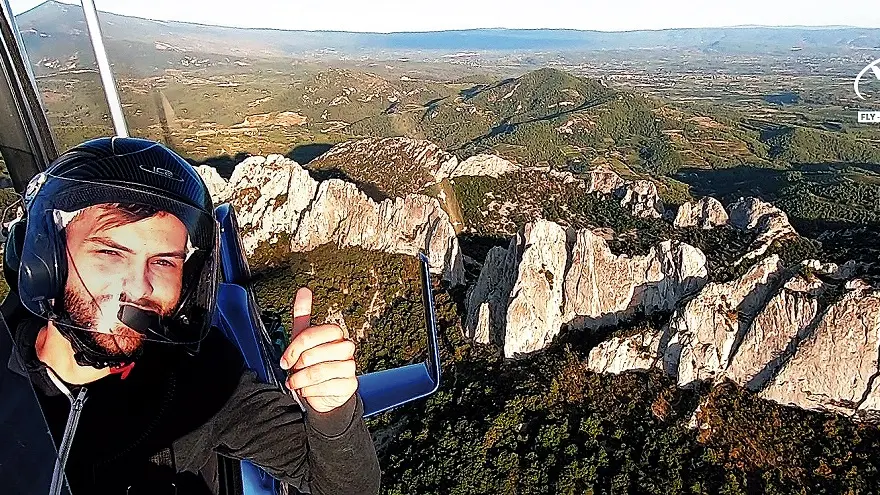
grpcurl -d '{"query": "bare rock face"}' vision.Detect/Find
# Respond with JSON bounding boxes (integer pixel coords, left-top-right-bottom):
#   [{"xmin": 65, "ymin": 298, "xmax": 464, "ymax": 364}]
[
  {"xmin": 673, "ymin": 197, "xmax": 729, "ymax": 229},
  {"xmin": 586, "ymin": 166, "xmax": 627, "ymax": 195},
  {"xmin": 195, "ymin": 164, "xmax": 230, "ymax": 205},
  {"xmin": 442, "ymin": 154, "xmax": 520, "ymax": 178},
  {"xmin": 725, "ymin": 273, "xmax": 825, "ymax": 390},
  {"xmin": 802, "ymin": 259, "xmax": 860, "ymax": 280},
  {"xmin": 583, "ymin": 166, "xmax": 664, "ymax": 219},
  {"xmin": 563, "ymin": 230, "xmax": 708, "ymax": 330},
  {"xmin": 616, "ymin": 179, "xmax": 664, "ymax": 219},
  {"xmin": 761, "ymin": 285, "xmax": 880, "ymax": 417},
  {"xmin": 503, "ymin": 220, "xmax": 571, "ymax": 358},
  {"xmin": 309, "ymin": 137, "xmax": 458, "ymax": 196},
  {"xmin": 586, "ymin": 329, "xmax": 663, "ymax": 374},
  {"xmin": 468, "ymin": 220, "xmax": 707, "ymax": 358},
  {"xmin": 665, "ymin": 255, "xmax": 785, "ymax": 387},
  {"xmin": 464, "ymin": 244, "xmax": 518, "ymax": 345},
  {"xmin": 196, "ymin": 154, "xmax": 464, "ymax": 284},
  {"xmin": 728, "ymin": 197, "xmax": 799, "ymax": 263}
]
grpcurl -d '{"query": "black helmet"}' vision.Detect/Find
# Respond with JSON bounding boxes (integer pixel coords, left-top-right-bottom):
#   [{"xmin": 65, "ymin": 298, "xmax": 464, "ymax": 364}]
[{"xmin": 11, "ymin": 136, "xmax": 220, "ymax": 368}]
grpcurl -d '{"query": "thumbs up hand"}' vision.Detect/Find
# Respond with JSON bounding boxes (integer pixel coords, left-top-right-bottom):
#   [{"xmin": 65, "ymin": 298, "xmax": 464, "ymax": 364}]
[{"xmin": 279, "ymin": 288, "xmax": 358, "ymax": 413}]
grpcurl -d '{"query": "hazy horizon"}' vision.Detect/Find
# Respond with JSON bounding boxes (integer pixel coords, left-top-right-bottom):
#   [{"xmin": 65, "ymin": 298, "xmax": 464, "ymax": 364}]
[{"xmin": 10, "ymin": 0, "xmax": 880, "ymax": 33}]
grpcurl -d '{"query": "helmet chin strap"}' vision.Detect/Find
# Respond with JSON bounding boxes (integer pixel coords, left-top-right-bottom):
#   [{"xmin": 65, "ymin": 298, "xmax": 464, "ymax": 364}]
[
  {"xmin": 53, "ymin": 316, "xmax": 144, "ymax": 369},
  {"xmin": 52, "ymin": 304, "xmax": 180, "ymax": 372}
]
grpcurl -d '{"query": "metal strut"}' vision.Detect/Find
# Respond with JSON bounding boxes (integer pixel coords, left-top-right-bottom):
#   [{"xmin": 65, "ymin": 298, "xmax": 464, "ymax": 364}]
[{"xmin": 80, "ymin": 0, "xmax": 128, "ymax": 137}]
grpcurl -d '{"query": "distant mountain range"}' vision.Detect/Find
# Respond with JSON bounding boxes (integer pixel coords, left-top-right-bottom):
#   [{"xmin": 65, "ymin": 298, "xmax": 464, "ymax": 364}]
[{"xmin": 14, "ymin": 1, "xmax": 880, "ymax": 76}]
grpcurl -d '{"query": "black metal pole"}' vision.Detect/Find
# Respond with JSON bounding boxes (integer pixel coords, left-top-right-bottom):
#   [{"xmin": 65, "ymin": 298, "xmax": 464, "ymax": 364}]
[{"xmin": 0, "ymin": 0, "xmax": 57, "ymax": 195}]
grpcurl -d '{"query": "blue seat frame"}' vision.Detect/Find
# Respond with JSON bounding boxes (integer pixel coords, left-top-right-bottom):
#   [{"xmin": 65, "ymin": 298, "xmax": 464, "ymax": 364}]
[{"xmin": 211, "ymin": 203, "xmax": 441, "ymax": 495}]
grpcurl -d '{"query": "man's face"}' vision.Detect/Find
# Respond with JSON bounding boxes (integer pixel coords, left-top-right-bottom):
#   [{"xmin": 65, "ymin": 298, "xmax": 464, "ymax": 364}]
[{"xmin": 62, "ymin": 204, "xmax": 189, "ymax": 358}]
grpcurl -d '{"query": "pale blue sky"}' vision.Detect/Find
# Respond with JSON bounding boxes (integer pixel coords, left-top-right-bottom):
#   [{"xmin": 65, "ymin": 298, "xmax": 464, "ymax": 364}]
[{"xmin": 10, "ymin": 0, "xmax": 880, "ymax": 32}]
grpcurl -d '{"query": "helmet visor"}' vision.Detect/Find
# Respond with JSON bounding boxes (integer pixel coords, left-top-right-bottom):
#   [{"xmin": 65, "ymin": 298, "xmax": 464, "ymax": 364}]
[{"xmin": 18, "ymin": 175, "xmax": 219, "ymax": 355}]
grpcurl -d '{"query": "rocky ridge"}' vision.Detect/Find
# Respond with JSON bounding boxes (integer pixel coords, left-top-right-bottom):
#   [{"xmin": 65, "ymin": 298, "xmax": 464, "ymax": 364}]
[
  {"xmin": 465, "ymin": 219, "xmax": 709, "ymax": 358},
  {"xmin": 466, "ymin": 208, "xmax": 880, "ymax": 420},
  {"xmin": 583, "ymin": 256, "xmax": 880, "ymax": 421},
  {"xmin": 196, "ymin": 154, "xmax": 465, "ymax": 285}
]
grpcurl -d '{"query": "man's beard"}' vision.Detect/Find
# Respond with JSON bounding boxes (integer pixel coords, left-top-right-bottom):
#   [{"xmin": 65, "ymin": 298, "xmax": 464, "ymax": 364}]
[{"xmin": 62, "ymin": 287, "xmax": 165, "ymax": 359}]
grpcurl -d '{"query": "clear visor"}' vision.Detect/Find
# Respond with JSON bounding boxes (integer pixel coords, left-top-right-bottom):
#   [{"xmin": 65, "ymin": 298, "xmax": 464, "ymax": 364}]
[{"xmin": 18, "ymin": 179, "xmax": 218, "ymax": 352}]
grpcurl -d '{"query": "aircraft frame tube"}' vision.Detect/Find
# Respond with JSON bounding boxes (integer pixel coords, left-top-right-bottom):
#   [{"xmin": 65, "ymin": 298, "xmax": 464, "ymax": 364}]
[
  {"xmin": 80, "ymin": 0, "xmax": 128, "ymax": 137},
  {"xmin": 0, "ymin": 0, "xmax": 57, "ymax": 192}
]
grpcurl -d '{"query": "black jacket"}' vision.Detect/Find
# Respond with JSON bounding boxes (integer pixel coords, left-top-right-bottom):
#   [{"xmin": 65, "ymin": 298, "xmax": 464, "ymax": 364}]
[{"xmin": 2, "ymin": 298, "xmax": 381, "ymax": 495}]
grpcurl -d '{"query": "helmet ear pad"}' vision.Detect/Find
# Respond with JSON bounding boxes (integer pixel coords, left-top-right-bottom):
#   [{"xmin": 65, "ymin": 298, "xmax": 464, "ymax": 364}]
[
  {"xmin": 3, "ymin": 218, "xmax": 27, "ymax": 294},
  {"xmin": 17, "ymin": 213, "xmax": 68, "ymax": 316}
]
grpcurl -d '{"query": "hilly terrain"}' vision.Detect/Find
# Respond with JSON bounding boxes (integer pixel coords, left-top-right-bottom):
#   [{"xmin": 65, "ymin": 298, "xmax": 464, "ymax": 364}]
[
  {"xmin": 7, "ymin": 3, "xmax": 880, "ymax": 493},
  {"xmin": 15, "ymin": 1, "xmax": 880, "ymax": 78}
]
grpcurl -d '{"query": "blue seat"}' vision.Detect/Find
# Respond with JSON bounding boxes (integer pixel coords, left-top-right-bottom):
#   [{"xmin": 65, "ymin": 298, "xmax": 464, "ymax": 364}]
[{"xmin": 211, "ymin": 203, "xmax": 441, "ymax": 495}]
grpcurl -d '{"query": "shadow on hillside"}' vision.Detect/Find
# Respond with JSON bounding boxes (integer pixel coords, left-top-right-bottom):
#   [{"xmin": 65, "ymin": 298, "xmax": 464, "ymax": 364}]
[
  {"xmin": 187, "ymin": 152, "xmax": 250, "ymax": 180},
  {"xmin": 286, "ymin": 143, "xmax": 334, "ymax": 165},
  {"xmin": 454, "ymin": 93, "xmax": 615, "ymax": 153}
]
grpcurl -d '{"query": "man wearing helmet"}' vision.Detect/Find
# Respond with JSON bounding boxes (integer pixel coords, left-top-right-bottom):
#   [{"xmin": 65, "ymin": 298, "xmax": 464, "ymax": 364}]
[{"xmin": 1, "ymin": 137, "xmax": 381, "ymax": 494}]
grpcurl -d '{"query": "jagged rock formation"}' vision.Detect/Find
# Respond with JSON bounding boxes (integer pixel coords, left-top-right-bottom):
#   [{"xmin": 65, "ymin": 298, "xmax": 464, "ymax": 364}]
[
  {"xmin": 583, "ymin": 166, "xmax": 664, "ymax": 219},
  {"xmin": 464, "ymin": 245, "xmax": 517, "ymax": 345},
  {"xmin": 761, "ymin": 284, "xmax": 880, "ymax": 419},
  {"xmin": 580, "ymin": 248, "xmax": 880, "ymax": 421},
  {"xmin": 467, "ymin": 219, "xmax": 707, "ymax": 358},
  {"xmin": 503, "ymin": 221, "xmax": 571, "ymax": 356},
  {"xmin": 441, "ymin": 154, "xmax": 520, "ymax": 178},
  {"xmin": 673, "ymin": 197, "xmax": 729, "ymax": 229},
  {"xmin": 616, "ymin": 179, "xmax": 664, "ymax": 219},
  {"xmin": 196, "ymin": 154, "xmax": 464, "ymax": 285},
  {"xmin": 586, "ymin": 330, "xmax": 663, "ymax": 375},
  {"xmin": 665, "ymin": 256, "xmax": 786, "ymax": 387},
  {"xmin": 728, "ymin": 197, "xmax": 799, "ymax": 263},
  {"xmin": 724, "ymin": 272, "xmax": 824, "ymax": 390},
  {"xmin": 586, "ymin": 166, "xmax": 627, "ymax": 195},
  {"xmin": 563, "ymin": 229, "xmax": 708, "ymax": 329},
  {"xmin": 196, "ymin": 164, "xmax": 230, "ymax": 205}
]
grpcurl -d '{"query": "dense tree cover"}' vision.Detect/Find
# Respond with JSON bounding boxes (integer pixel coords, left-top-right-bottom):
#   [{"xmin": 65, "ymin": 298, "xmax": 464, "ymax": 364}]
[{"xmin": 767, "ymin": 127, "xmax": 880, "ymax": 165}]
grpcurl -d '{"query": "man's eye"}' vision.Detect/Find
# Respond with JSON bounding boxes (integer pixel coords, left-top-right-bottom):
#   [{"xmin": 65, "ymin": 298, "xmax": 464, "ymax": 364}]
[
  {"xmin": 154, "ymin": 259, "xmax": 177, "ymax": 268},
  {"xmin": 97, "ymin": 249, "xmax": 121, "ymax": 257}
]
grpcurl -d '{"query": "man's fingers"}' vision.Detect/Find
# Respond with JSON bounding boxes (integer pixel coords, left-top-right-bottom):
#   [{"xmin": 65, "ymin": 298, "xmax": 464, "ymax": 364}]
[
  {"xmin": 291, "ymin": 287, "xmax": 312, "ymax": 339},
  {"xmin": 291, "ymin": 339, "xmax": 355, "ymax": 371},
  {"xmin": 295, "ymin": 377, "xmax": 358, "ymax": 399},
  {"xmin": 280, "ymin": 323, "xmax": 345, "ymax": 370},
  {"xmin": 286, "ymin": 360, "xmax": 357, "ymax": 391}
]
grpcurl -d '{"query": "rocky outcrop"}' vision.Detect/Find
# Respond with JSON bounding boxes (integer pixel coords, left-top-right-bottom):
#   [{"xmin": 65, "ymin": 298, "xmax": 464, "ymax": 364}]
[
  {"xmin": 665, "ymin": 255, "xmax": 785, "ymax": 387},
  {"xmin": 468, "ymin": 220, "xmax": 707, "ymax": 358},
  {"xmin": 583, "ymin": 166, "xmax": 665, "ymax": 219},
  {"xmin": 728, "ymin": 197, "xmax": 798, "ymax": 263},
  {"xmin": 197, "ymin": 154, "xmax": 464, "ymax": 284},
  {"xmin": 195, "ymin": 164, "xmax": 231, "ymax": 205},
  {"xmin": 441, "ymin": 154, "xmax": 520, "ymax": 178},
  {"xmin": 761, "ymin": 284, "xmax": 880, "ymax": 418},
  {"xmin": 586, "ymin": 166, "xmax": 628, "ymax": 195},
  {"xmin": 503, "ymin": 220, "xmax": 570, "ymax": 357},
  {"xmin": 673, "ymin": 197, "xmax": 729, "ymax": 229},
  {"xmin": 464, "ymin": 244, "xmax": 518, "ymax": 345},
  {"xmin": 724, "ymin": 273, "xmax": 824, "ymax": 390},
  {"xmin": 563, "ymin": 230, "xmax": 708, "ymax": 330},
  {"xmin": 586, "ymin": 329, "xmax": 663, "ymax": 374},
  {"xmin": 616, "ymin": 179, "xmax": 664, "ymax": 219},
  {"xmin": 580, "ymin": 251, "xmax": 880, "ymax": 420}
]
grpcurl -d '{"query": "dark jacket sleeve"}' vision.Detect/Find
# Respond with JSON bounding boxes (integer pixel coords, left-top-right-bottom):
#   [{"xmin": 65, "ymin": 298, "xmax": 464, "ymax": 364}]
[{"xmin": 176, "ymin": 369, "xmax": 381, "ymax": 495}]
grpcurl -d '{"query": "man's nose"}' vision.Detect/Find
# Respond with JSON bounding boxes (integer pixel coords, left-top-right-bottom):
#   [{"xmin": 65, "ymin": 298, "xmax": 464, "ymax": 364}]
[{"xmin": 121, "ymin": 263, "xmax": 153, "ymax": 300}]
